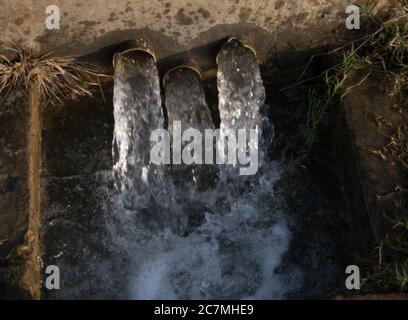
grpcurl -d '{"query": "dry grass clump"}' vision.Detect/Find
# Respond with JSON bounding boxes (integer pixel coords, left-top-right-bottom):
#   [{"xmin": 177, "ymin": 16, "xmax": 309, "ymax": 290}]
[
  {"xmin": 384, "ymin": 124, "xmax": 408, "ymax": 169},
  {"xmin": 360, "ymin": 210, "xmax": 408, "ymax": 293},
  {"xmin": 362, "ymin": 115, "xmax": 408, "ymax": 294},
  {"xmin": 0, "ymin": 42, "xmax": 101, "ymax": 105},
  {"xmin": 363, "ymin": 8, "xmax": 408, "ymax": 97}
]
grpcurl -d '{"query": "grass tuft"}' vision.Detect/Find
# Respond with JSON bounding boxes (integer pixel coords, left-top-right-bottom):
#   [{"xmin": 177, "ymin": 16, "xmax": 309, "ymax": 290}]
[
  {"xmin": 395, "ymin": 262, "xmax": 408, "ymax": 291},
  {"xmin": 0, "ymin": 42, "xmax": 103, "ymax": 106},
  {"xmin": 305, "ymin": 88, "xmax": 327, "ymax": 148},
  {"xmin": 360, "ymin": 226, "xmax": 408, "ymax": 293},
  {"xmin": 303, "ymin": 5, "xmax": 408, "ymax": 149},
  {"xmin": 298, "ymin": 2, "xmax": 408, "ymax": 293}
]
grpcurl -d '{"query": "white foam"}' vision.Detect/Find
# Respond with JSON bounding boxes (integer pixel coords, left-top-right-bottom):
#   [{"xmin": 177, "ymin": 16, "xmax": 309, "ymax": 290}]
[{"xmin": 119, "ymin": 162, "xmax": 296, "ymax": 300}]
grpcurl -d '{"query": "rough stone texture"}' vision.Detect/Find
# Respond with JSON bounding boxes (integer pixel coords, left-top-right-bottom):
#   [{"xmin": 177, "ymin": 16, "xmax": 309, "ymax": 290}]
[{"xmin": 0, "ymin": 0, "xmax": 397, "ymax": 62}]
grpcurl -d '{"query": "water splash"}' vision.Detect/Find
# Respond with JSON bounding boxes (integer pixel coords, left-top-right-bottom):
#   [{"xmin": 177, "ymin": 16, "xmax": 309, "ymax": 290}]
[{"xmin": 131, "ymin": 185, "xmax": 291, "ymax": 299}]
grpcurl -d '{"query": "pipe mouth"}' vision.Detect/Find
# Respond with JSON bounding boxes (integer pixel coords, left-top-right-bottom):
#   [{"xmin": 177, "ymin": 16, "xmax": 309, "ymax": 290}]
[
  {"xmin": 216, "ymin": 37, "xmax": 258, "ymax": 64},
  {"xmin": 112, "ymin": 38, "xmax": 157, "ymax": 68},
  {"xmin": 112, "ymin": 52, "xmax": 121, "ymax": 69},
  {"xmin": 120, "ymin": 47, "xmax": 157, "ymax": 61},
  {"xmin": 240, "ymin": 42, "xmax": 257, "ymax": 59},
  {"xmin": 162, "ymin": 65, "xmax": 202, "ymax": 87}
]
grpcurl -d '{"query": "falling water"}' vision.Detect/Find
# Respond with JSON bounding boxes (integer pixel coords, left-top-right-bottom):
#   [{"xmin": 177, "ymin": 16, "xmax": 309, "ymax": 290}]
[
  {"xmin": 217, "ymin": 39, "xmax": 270, "ymax": 172},
  {"xmin": 111, "ymin": 41, "xmax": 296, "ymax": 299},
  {"xmin": 217, "ymin": 39, "xmax": 265, "ymax": 138},
  {"xmin": 164, "ymin": 67, "xmax": 215, "ymax": 186},
  {"xmin": 112, "ymin": 50, "xmax": 178, "ymax": 231},
  {"xmin": 164, "ymin": 67, "xmax": 216, "ymax": 233}
]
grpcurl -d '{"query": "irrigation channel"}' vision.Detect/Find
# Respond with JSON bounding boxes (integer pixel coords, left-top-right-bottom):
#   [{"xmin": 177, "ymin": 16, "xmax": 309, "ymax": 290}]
[{"xmin": 41, "ymin": 39, "xmax": 352, "ymax": 299}]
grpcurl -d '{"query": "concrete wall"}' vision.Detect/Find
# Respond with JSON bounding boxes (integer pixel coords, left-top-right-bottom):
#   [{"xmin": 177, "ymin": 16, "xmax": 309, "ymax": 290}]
[
  {"xmin": 0, "ymin": 0, "xmax": 397, "ymax": 61},
  {"xmin": 0, "ymin": 91, "xmax": 32, "ymax": 299}
]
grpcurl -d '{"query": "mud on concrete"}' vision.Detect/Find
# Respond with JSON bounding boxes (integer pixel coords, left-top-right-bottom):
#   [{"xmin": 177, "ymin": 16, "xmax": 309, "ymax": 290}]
[{"xmin": 0, "ymin": 90, "xmax": 33, "ymax": 299}]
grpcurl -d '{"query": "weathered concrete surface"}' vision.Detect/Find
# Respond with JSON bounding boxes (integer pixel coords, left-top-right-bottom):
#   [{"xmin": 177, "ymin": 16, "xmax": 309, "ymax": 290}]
[
  {"xmin": 336, "ymin": 70, "xmax": 408, "ymax": 245},
  {"xmin": 0, "ymin": 0, "xmax": 397, "ymax": 62},
  {"xmin": 0, "ymin": 91, "xmax": 33, "ymax": 299},
  {"xmin": 0, "ymin": 86, "xmax": 42, "ymax": 299},
  {"xmin": 40, "ymin": 87, "xmax": 115, "ymax": 299}
]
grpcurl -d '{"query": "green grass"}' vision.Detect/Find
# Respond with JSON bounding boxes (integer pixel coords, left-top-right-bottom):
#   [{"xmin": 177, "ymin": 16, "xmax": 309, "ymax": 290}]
[
  {"xmin": 305, "ymin": 88, "xmax": 326, "ymax": 147},
  {"xmin": 305, "ymin": 47, "xmax": 369, "ymax": 149},
  {"xmin": 396, "ymin": 262, "xmax": 408, "ymax": 291},
  {"xmin": 300, "ymin": 2, "xmax": 408, "ymax": 293},
  {"xmin": 304, "ymin": 4, "xmax": 408, "ymax": 149}
]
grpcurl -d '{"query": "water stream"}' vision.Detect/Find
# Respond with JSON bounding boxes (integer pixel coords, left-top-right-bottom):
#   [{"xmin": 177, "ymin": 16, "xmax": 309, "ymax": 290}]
[
  {"xmin": 164, "ymin": 67, "xmax": 216, "ymax": 234},
  {"xmin": 112, "ymin": 50, "xmax": 179, "ymax": 232},
  {"xmin": 111, "ymin": 40, "xmax": 295, "ymax": 299}
]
